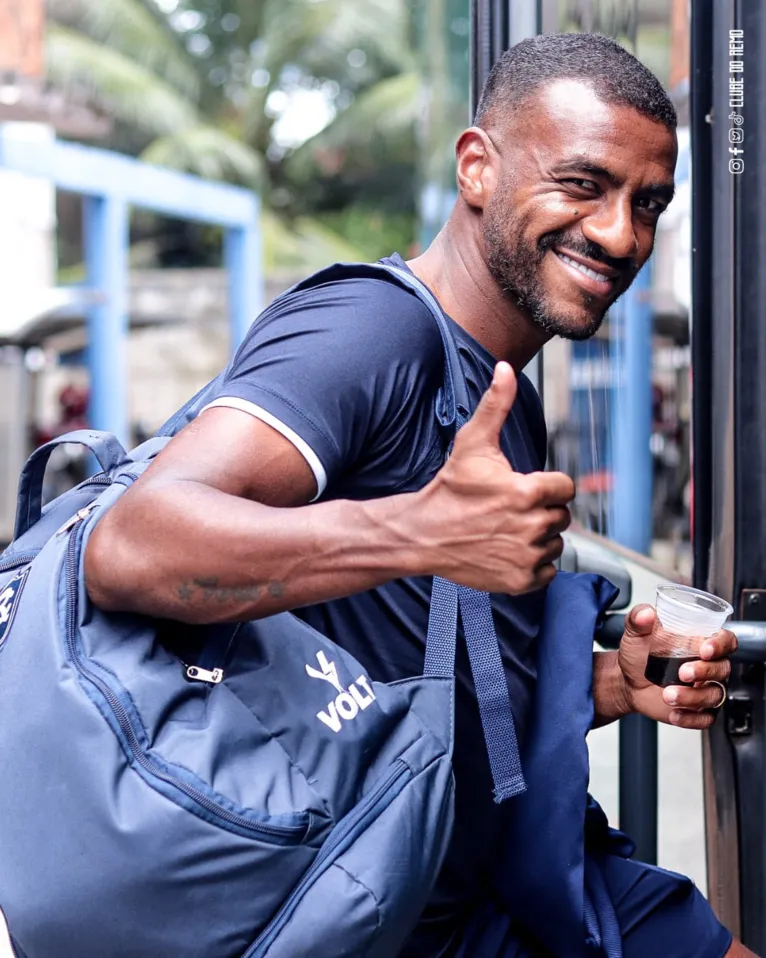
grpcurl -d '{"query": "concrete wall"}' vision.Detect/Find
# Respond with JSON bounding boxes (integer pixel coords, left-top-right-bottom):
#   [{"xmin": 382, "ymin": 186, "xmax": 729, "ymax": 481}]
[
  {"xmin": 29, "ymin": 270, "xmax": 295, "ymax": 438},
  {"xmin": 125, "ymin": 271, "xmax": 294, "ymax": 434}
]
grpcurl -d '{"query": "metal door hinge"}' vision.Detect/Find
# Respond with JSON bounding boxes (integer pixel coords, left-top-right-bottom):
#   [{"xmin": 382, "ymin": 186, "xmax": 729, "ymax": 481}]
[{"xmin": 726, "ymin": 695, "xmax": 755, "ymax": 736}]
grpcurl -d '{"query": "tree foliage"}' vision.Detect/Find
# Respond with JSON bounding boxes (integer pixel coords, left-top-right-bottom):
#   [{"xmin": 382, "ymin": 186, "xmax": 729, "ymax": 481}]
[{"xmin": 45, "ymin": 0, "xmax": 419, "ymax": 263}]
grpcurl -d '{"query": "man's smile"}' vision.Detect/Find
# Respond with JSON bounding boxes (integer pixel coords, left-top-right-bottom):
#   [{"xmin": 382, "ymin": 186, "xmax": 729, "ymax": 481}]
[{"xmin": 552, "ymin": 248, "xmax": 619, "ymax": 297}]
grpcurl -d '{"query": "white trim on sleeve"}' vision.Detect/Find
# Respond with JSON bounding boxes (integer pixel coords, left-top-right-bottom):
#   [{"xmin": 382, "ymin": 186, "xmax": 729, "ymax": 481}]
[{"xmin": 201, "ymin": 396, "xmax": 327, "ymax": 500}]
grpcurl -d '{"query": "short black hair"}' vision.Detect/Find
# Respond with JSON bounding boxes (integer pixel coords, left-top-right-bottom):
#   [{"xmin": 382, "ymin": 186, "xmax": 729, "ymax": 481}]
[{"xmin": 475, "ymin": 32, "xmax": 676, "ymax": 131}]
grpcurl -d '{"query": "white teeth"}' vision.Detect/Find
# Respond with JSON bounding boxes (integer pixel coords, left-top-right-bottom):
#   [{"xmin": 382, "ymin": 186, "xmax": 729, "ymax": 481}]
[{"xmin": 557, "ymin": 252, "xmax": 611, "ymax": 284}]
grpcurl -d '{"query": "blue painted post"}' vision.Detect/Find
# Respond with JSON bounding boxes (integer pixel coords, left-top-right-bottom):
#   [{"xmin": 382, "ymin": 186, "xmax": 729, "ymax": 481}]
[
  {"xmin": 83, "ymin": 195, "xmax": 129, "ymax": 445},
  {"xmin": 224, "ymin": 202, "xmax": 263, "ymax": 351},
  {"xmin": 609, "ymin": 262, "xmax": 654, "ymax": 552},
  {"xmin": 608, "ymin": 262, "xmax": 657, "ymax": 865}
]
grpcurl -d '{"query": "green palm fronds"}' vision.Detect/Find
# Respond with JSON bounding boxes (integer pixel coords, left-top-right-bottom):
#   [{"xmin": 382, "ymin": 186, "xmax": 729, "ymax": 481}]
[
  {"xmin": 260, "ymin": 0, "xmax": 414, "ymax": 78},
  {"xmin": 286, "ymin": 70, "xmax": 418, "ymax": 178},
  {"xmin": 46, "ymin": 24, "xmax": 199, "ymax": 135},
  {"xmin": 47, "ymin": 0, "xmax": 200, "ymax": 101},
  {"xmin": 140, "ymin": 124, "xmax": 263, "ymax": 183}
]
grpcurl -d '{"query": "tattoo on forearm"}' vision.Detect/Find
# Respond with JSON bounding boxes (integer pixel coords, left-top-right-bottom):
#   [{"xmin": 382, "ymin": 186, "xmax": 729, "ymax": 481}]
[{"xmin": 176, "ymin": 576, "xmax": 285, "ymax": 606}]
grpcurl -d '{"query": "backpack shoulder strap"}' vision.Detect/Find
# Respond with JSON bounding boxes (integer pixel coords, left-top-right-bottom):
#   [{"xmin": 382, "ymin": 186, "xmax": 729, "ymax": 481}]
[{"xmin": 361, "ymin": 263, "xmax": 471, "ymax": 429}]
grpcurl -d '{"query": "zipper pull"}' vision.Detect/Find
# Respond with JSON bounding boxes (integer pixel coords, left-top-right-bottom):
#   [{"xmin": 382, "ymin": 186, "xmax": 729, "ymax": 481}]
[
  {"xmin": 185, "ymin": 665, "xmax": 224, "ymax": 684},
  {"xmin": 57, "ymin": 503, "xmax": 98, "ymax": 536}
]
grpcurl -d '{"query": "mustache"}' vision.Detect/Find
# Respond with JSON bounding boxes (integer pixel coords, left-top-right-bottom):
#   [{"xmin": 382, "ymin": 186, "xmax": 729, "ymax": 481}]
[{"xmin": 539, "ymin": 231, "xmax": 637, "ymax": 276}]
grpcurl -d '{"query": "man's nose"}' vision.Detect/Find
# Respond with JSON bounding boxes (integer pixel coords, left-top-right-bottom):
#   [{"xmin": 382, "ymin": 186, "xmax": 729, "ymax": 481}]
[{"xmin": 580, "ymin": 197, "xmax": 638, "ymax": 262}]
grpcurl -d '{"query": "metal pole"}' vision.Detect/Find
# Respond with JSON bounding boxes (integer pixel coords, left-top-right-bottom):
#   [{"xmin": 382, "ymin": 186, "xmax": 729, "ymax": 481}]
[
  {"xmin": 224, "ymin": 211, "xmax": 263, "ymax": 352},
  {"xmin": 501, "ymin": 0, "xmax": 545, "ymax": 398},
  {"xmin": 470, "ymin": 0, "xmax": 492, "ymax": 119},
  {"xmin": 471, "ymin": 0, "xmax": 543, "ymax": 394},
  {"xmin": 83, "ymin": 194, "xmax": 129, "ymax": 445},
  {"xmin": 618, "ymin": 712, "xmax": 658, "ymax": 863},
  {"xmin": 609, "ymin": 262, "xmax": 657, "ymax": 864},
  {"xmin": 609, "ymin": 263, "xmax": 653, "ymax": 553}
]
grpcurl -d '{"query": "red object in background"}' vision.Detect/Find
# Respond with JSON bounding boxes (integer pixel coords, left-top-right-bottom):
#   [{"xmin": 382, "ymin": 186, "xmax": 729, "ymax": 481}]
[
  {"xmin": 35, "ymin": 384, "xmax": 89, "ymax": 445},
  {"xmin": 577, "ymin": 471, "xmax": 614, "ymax": 495}
]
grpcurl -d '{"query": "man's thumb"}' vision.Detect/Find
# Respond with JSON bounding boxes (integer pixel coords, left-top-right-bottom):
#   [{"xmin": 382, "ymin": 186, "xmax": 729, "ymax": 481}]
[
  {"xmin": 623, "ymin": 604, "xmax": 656, "ymax": 638},
  {"xmin": 455, "ymin": 361, "xmax": 518, "ymax": 454}
]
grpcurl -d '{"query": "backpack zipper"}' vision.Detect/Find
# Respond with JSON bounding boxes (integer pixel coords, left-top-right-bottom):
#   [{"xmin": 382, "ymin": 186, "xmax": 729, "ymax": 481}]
[
  {"xmin": 0, "ymin": 552, "xmax": 38, "ymax": 574},
  {"xmin": 185, "ymin": 665, "xmax": 224, "ymax": 683},
  {"xmin": 63, "ymin": 526, "xmax": 309, "ymax": 843},
  {"xmin": 57, "ymin": 502, "xmax": 98, "ymax": 536},
  {"xmin": 245, "ymin": 759, "xmax": 412, "ymax": 956}
]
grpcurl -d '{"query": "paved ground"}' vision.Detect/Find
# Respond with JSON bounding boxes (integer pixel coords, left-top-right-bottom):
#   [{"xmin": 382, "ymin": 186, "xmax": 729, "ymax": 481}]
[{"xmin": 588, "ymin": 722, "xmax": 707, "ymax": 893}]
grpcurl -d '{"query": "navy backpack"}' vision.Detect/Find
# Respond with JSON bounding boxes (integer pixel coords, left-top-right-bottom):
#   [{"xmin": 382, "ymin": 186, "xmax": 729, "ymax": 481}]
[{"xmin": 0, "ymin": 265, "xmax": 530, "ymax": 958}]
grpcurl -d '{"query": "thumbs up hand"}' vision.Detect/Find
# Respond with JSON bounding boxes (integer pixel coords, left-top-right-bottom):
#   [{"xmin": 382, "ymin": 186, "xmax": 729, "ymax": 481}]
[{"xmin": 416, "ymin": 362, "xmax": 575, "ymax": 595}]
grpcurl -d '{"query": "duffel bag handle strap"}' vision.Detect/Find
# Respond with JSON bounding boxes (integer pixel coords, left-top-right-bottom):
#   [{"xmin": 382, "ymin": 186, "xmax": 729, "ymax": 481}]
[
  {"xmin": 384, "ymin": 273, "xmax": 529, "ymax": 803},
  {"xmin": 424, "ymin": 578, "xmax": 526, "ymax": 803},
  {"xmin": 424, "ymin": 576, "xmax": 459, "ymax": 676},
  {"xmin": 458, "ymin": 586, "xmax": 526, "ymax": 801},
  {"xmin": 14, "ymin": 429, "xmax": 129, "ymax": 541}
]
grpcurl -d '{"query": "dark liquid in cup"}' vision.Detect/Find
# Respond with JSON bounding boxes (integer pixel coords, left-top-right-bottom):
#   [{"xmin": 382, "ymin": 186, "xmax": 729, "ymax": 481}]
[{"xmin": 645, "ymin": 654, "xmax": 698, "ymax": 688}]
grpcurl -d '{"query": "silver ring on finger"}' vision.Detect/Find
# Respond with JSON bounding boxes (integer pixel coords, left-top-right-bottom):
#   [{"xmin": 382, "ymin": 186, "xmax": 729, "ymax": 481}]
[{"xmin": 705, "ymin": 680, "xmax": 727, "ymax": 710}]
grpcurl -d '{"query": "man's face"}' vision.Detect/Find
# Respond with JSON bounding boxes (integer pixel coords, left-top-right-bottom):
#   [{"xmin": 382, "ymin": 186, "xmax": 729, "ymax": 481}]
[{"xmin": 481, "ymin": 79, "xmax": 677, "ymax": 340}]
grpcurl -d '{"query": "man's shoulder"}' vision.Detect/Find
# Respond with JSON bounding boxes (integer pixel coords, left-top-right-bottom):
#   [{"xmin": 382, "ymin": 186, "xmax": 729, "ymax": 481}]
[{"xmin": 249, "ymin": 262, "xmax": 444, "ymax": 368}]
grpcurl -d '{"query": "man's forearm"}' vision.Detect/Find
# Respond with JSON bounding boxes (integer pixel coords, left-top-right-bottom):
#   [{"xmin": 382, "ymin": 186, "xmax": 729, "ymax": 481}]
[
  {"xmin": 591, "ymin": 650, "xmax": 632, "ymax": 728},
  {"xmin": 85, "ymin": 386, "xmax": 575, "ymax": 623},
  {"xmin": 85, "ymin": 479, "xmax": 433, "ymax": 624}
]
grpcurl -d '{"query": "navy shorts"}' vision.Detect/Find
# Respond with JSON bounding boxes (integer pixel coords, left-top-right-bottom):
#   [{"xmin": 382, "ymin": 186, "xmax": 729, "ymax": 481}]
[{"xmin": 456, "ymin": 855, "xmax": 733, "ymax": 958}]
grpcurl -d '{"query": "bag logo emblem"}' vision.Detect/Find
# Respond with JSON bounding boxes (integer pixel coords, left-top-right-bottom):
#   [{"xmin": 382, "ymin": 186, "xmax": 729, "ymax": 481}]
[
  {"xmin": 305, "ymin": 650, "xmax": 377, "ymax": 733},
  {"xmin": 0, "ymin": 568, "xmax": 30, "ymax": 650}
]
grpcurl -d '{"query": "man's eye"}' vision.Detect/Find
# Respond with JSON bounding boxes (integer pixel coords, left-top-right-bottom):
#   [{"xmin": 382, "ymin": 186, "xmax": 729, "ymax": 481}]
[
  {"xmin": 636, "ymin": 197, "xmax": 664, "ymax": 213},
  {"xmin": 563, "ymin": 178, "xmax": 598, "ymax": 192}
]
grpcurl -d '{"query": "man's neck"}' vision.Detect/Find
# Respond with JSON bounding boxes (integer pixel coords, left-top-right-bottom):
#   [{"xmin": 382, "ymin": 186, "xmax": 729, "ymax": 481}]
[{"xmin": 405, "ymin": 222, "xmax": 549, "ymax": 372}]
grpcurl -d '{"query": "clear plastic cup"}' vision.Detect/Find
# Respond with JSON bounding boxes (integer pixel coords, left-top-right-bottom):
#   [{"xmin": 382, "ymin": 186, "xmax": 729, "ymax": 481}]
[{"xmin": 643, "ymin": 584, "xmax": 733, "ymax": 688}]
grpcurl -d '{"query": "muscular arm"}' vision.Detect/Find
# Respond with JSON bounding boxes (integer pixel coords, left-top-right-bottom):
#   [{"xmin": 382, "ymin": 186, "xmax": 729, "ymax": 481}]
[
  {"xmin": 86, "ymin": 408, "xmax": 431, "ymax": 623},
  {"xmin": 85, "ymin": 365, "xmax": 574, "ymax": 624}
]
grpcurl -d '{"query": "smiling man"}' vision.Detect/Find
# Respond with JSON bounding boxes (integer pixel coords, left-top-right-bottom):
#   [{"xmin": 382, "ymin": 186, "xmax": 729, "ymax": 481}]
[{"xmin": 85, "ymin": 33, "xmax": 750, "ymax": 958}]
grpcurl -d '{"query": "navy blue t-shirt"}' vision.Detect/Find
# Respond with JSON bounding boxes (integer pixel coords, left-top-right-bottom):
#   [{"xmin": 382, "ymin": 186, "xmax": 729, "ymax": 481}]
[{"xmin": 205, "ymin": 254, "xmax": 548, "ymax": 953}]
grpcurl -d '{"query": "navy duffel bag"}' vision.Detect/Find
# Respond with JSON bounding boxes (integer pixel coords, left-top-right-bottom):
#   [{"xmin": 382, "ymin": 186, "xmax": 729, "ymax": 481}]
[{"xmin": 0, "ymin": 264, "xmax": 525, "ymax": 957}]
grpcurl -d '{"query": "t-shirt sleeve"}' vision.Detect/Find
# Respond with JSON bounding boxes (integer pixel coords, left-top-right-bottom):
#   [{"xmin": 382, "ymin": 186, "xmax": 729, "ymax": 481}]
[{"xmin": 205, "ymin": 277, "xmax": 444, "ymax": 497}]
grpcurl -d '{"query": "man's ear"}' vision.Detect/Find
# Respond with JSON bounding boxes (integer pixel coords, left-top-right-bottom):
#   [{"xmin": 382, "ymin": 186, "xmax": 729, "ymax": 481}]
[{"xmin": 455, "ymin": 127, "xmax": 496, "ymax": 211}]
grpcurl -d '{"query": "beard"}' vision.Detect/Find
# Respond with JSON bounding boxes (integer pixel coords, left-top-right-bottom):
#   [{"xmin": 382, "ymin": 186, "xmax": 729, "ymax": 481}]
[{"xmin": 483, "ymin": 196, "xmax": 634, "ymax": 342}]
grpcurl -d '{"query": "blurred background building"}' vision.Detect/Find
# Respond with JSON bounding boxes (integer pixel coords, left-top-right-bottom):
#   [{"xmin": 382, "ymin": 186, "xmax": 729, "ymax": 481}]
[{"xmin": 0, "ymin": 0, "xmax": 693, "ymax": 576}]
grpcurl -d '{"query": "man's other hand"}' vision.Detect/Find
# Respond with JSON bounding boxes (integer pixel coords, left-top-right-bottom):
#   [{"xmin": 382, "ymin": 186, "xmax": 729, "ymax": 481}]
[{"xmin": 618, "ymin": 604, "xmax": 737, "ymax": 729}]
